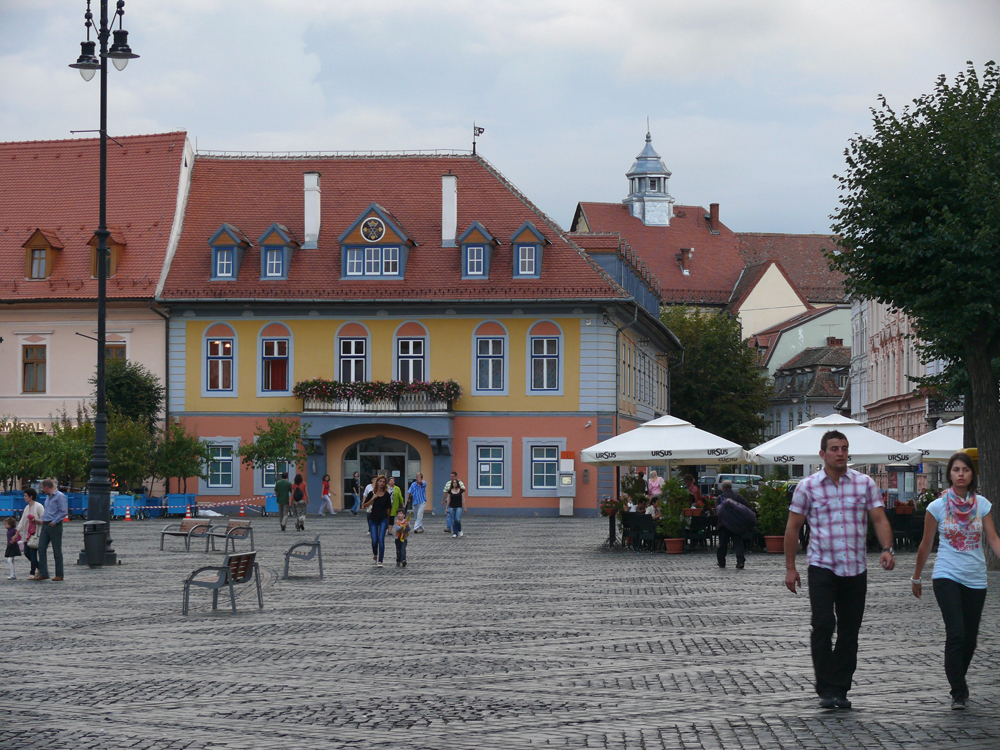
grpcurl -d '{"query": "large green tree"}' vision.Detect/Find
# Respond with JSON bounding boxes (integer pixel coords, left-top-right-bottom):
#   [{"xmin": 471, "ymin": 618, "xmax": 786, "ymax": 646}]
[
  {"xmin": 91, "ymin": 358, "xmax": 165, "ymax": 432},
  {"xmin": 829, "ymin": 61, "xmax": 1000, "ymax": 564},
  {"xmin": 660, "ymin": 306, "xmax": 771, "ymax": 447}
]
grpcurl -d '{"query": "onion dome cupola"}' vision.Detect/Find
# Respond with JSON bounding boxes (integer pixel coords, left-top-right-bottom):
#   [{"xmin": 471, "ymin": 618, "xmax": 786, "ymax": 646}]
[{"xmin": 624, "ymin": 131, "xmax": 675, "ymax": 226}]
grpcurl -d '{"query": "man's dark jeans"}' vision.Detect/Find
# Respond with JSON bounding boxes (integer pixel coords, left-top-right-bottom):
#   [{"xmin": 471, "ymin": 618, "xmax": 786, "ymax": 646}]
[
  {"xmin": 37, "ymin": 521, "xmax": 64, "ymax": 579},
  {"xmin": 808, "ymin": 565, "xmax": 866, "ymax": 698},
  {"xmin": 717, "ymin": 525, "xmax": 745, "ymax": 567},
  {"xmin": 933, "ymin": 577, "xmax": 987, "ymax": 700}
]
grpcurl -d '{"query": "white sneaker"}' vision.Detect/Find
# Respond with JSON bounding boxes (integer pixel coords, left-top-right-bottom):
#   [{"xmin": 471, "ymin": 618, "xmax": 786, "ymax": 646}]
[
  {"xmin": 459, "ymin": 531, "xmax": 464, "ymax": 537},
  {"xmin": 452, "ymin": 533, "xmax": 457, "ymax": 538},
  {"xmin": 7, "ymin": 575, "xmax": 15, "ymax": 580}
]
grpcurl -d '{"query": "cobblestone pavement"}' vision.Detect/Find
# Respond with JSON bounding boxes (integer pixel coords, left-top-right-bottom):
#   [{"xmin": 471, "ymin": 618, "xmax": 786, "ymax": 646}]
[{"xmin": 2, "ymin": 514, "xmax": 998, "ymax": 749}]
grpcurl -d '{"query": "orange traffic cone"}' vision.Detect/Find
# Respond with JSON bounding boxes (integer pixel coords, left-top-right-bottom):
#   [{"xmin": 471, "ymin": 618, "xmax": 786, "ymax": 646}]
[
  {"xmin": 239, "ymin": 502, "xmax": 245, "ymax": 517},
  {"xmin": 125, "ymin": 505, "xmax": 132, "ymax": 521},
  {"xmin": 185, "ymin": 504, "xmax": 192, "ymax": 519}
]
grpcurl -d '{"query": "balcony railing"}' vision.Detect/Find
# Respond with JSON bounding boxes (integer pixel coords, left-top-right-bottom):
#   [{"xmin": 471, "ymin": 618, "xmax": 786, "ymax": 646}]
[{"xmin": 303, "ymin": 393, "xmax": 452, "ymax": 413}]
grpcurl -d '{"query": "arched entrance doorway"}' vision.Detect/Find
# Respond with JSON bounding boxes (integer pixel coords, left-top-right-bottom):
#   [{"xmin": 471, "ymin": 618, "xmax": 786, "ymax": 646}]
[{"xmin": 343, "ymin": 437, "xmax": 422, "ymax": 493}]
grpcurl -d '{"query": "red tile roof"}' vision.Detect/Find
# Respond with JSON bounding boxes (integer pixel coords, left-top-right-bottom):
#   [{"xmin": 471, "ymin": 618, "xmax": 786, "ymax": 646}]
[
  {"xmin": 0, "ymin": 132, "xmax": 187, "ymax": 301},
  {"xmin": 162, "ymin": 155, "xmax": 625, "ymax": 302},
  {"xmin": 736, "ymin": 233, "xmax": 847, "ymax": 304},
  {"xmin": 571, "ymin": 202, "xmax": 745, "ymax": 306},
  {"xmin": 749, "ymin": 305, "xmax": 848, "ymax": 368}
]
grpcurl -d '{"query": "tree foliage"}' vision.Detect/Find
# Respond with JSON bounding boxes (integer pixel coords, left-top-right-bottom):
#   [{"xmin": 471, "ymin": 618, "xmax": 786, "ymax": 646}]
[
  {"xmin": 155, "ymin": 421, "xmax": 211, "ymax": 493},
  {"xmin": 92, "ymin": 358, "xmax": 165, "ymax": 432},
  {"xmin": 0, "ymin": 420, "xmax": 49, "ymax": 491},
  {"xmin": 44, "ymin": 407, "xmax": 95, "ymax": 491},
  {"xmin": 107, "ymin": 410, "xmax": 156, "ymax": 493},
  {"xmin": 238, "ymin": 416, "xmax": 309, "ymax": 474},
  {"xmin": 660, "ymin": 307, "xmax": 772, "ymax": 447},
  {"xmin": 828, "ymin": 61, "xmax": 1000, "ymax": 564}
]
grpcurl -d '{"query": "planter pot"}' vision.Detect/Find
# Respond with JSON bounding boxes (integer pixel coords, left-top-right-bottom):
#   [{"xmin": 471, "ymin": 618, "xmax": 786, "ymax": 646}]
[
  {"xmin": 683, "ymin": 508, "xmax": 703, "ymax": 517},
  {"xmin": 664, "ymin": 538, "xmax": 685, "ymax": 554},
  {"xmin": 764, "ymin": 535, "xmax": 785, "ymax": 554},
  {"xmin": 895, "ymin": 506, "xmax": 914, "ymax": 514}
]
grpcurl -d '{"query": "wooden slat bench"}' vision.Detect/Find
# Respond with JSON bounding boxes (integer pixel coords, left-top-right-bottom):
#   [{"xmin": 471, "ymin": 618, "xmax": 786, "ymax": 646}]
[
  {"xmin": 283, "ymin": 535, "xmax": 322, "ymax": 579},
  {"xmin": 182, "ymin": 551, "xmax": 263, "ymax": 615},
  {"xmin": 160, "ymin": 518, "xmax": 213, "ymax": 552},
  {"xmin": 206, "ymin": 519, "xmax": 254, "ymax": 554}
]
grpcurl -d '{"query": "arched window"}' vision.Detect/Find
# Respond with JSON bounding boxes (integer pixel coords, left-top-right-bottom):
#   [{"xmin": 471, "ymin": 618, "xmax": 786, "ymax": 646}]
[
  {"xmin": 472, "ymin": 321, "xmax": 508, "ymax": 395},
  {"xmin": 527, "ymin": 320, "xmax": 563, "ymax": 395},
  {"xmin": 258, "ymin": 322, "xmax": 292, "ymax": 396},
  {"xmin": 336, "ymin": 322, "xmax": 370, "ymax": 383},
  {"xmin": 394, "ymin": 321, "xmax": 428, "ymax": 382},
  {"xmin": 203, "ymin": 323, "xmax": 237, "ymax": 397}
]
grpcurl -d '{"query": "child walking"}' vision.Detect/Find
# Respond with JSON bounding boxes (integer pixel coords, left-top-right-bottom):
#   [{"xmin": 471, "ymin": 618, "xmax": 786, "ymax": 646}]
[
  {"xmin": 5, "ymin": 517, "xmax": 21, "ymax": 580},
  {"xmin": 393, "ymin": 510, "xmax": 410, "ymax": 568}
]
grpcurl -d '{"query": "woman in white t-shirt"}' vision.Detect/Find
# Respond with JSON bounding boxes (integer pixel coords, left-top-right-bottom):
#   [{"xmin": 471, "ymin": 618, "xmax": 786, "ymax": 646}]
[{"xmin": 911, "ymin": 452, "xmax": 1000, "ymax": 710}]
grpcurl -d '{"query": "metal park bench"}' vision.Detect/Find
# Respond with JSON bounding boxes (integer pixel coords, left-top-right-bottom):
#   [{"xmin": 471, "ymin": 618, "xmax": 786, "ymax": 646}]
[
  {"xmin": 160, "ymin": 518, "xmax": 213, "ymax": 552},
  {"xmin": 182, "ymin": 551, "xmax": 263, "ymax": 616},
  {"xmin": 283, "ymin": 535, "xmax": 322, "ymax": 579},
  {"xmin": 206, "ymin": 519, "xmax": 254, "ymax": 554}
]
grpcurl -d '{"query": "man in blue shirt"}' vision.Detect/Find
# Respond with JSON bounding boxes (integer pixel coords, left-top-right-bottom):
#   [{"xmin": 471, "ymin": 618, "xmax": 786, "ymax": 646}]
[
  {"xmin": 36, "ymin": 478, "xmax": 68, "ymax": 581},
  {"xmin": 407, "ymin": 472, "xmax": 428, "ymax": 533}
]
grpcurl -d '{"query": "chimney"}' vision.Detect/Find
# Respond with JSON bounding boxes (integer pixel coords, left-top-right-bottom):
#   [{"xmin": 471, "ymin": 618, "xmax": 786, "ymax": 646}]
[
  {"xmin": 827, "ymin": 336, "xmax": 844, "ymax": 347},
  {"xmin": 709, "ymin": 203, "xmax": 720, "ymax": 234},
  {"xmin": 302, "ymin": 172, "xmax": 321, "ymax": 249},
  {"xmin": 675, "ymin": 247, "xmax": 694, "ymax": 276},
  {"xmin": 442, "ymin": 172, "xmax": 458, "ymax": 247}
]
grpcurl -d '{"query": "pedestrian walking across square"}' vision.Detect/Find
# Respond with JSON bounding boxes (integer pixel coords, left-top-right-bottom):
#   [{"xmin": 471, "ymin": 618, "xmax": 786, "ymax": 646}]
[
  {"xmin": 407, "ymin": 473, "xmax": 427, "ymax": 532},
  {"xmin": 783, "ymin": 430, "xmax": 895, "ymax": 711}
]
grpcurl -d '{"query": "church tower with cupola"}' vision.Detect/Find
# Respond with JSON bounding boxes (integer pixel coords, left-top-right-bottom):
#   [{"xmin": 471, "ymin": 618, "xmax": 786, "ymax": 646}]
[{"xmin": 624, "ymin": 132, "xmax": 674, "ymax": 226}]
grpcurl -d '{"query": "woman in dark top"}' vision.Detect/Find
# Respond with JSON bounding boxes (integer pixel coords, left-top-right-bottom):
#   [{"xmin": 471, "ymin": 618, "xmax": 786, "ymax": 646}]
[
  {"xmin": 363, "ymin": 475, "xmax": 392, "ymax": 567},
  {"xmin": 448, "ymin": 475, "xmax": 466, "ymax": 538}
]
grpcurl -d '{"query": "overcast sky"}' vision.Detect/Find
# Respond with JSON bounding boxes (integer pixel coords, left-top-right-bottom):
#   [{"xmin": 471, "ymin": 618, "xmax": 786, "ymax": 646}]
[{"xmin": 2, "ymin": 0, "xmax": 997, "ymax": 234}]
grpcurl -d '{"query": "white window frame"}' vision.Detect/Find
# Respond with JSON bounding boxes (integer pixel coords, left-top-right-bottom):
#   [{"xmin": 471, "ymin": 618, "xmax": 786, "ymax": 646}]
[
  {"xmin": 382, "ymin": 246, "xmax": 399, "ymax": 275},
  {"xmin": 477, "ymin": 445, "xmax": 504, "ymax": 489},
  {"xmin": 265, "ymin": 248, "xmax": 283, "ymax": 277},
  {"xmin": 467, "ymin": 437, "xmax": 512, "ymax": 498},
  {"xmin": 364, "ymin": 247, "xmax": 381, "ymax": 276},
  {"xmin": 340, "ymin": 338, "xmax": 367, "ymax": 382},
  {"xmin": 346, "ymin": 248, "xmax": 364, "ymax": 276},
  {"xmin": 261, "ymin": 338, "xmax": 289, "ymax": 393},
  {"xmin": 206, "ymin": 338, "xmax": 234, "ymax": 392},
  {"xmin": 397, "ymin": 338, "xmax": 425, "ymax": 383},
  {"xmin": 215, "ymin": 247, "xmax": 233, "ymax": 278},
  {"xmin": 262, "ymin": 461, "xmax": 290, "ymax": 489},
  {"xmin": 530, "ymin": 337, "xmax": 559, "ymax": 391},
  {"xmin": 530, "ymin": 446, "xmax": 558, "ymax": 489},
  {"xmin": 467, "ymin": 246, "xmax": 484, "ymax": 276},
  {"xmin": 522, "ymin": 437, "xmax": 567, "ymax": 498},
  {"xmin": 476, "ymin": 337, "xmax": 505, "ymax": 391},
  {"xmin": 207, "ymin": 445, "xmax": 234, "ymax": 488},
  {"xmin": 518, "ymin": 245, "xmax": 536, "ymax": 275}
]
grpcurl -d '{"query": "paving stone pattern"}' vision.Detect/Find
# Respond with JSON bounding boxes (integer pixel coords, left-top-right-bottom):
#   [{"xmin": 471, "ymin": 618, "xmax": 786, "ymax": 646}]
[{"xmin": 1, "ymin": 515, "xmax": 998, "ymax": 749}]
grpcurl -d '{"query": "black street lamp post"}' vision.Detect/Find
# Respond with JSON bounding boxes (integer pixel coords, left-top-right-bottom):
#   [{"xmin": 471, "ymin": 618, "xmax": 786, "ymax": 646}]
[{"xmin": 70, "ymin": 0, "xmax": 138, "ymax": 565}]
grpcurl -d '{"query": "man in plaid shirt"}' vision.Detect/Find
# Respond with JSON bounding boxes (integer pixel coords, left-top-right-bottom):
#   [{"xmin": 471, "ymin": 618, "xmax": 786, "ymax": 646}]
[{"xmin": 784, "ymin": 430, "xmax": 895, "ymax": 711}]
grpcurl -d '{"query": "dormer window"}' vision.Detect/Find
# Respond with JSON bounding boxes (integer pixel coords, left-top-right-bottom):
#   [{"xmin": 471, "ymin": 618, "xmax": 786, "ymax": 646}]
[
  {"xmin": 467, "ymin": 246, "xmax": 484, "ymax": 276},
  {"xmin": 209, "ymin": 224, "xmax": 251, "ymax": 281},
  {"xmin": 215, "ymin": 248, "xmax": 234, "ymax": 278},
  {"xmin": 339, "ymin": 206, "xmax": 413, "ymax": 280},
  {"xmin": 265, "ymin": 248, "xmax": 284, "ymax": 277},
  {"xmin": 30, "ymin": 248, "xmax": 46, "ymax": 279},
  {"xmin": 648, "ymin": 178, "xmax": 659, "ymax": 191},
  {"xmin": 257, "ymin": 224, "xmax": 299, "ymax": 281},
  {"xmin": 510, "ymin": 221, "xmax": 547, "ymax": 279},
  {"xmin": 518, "ymin": 245, "xmax": 537, "ymax": 275},
  {"xmin": 89, "ymin": 228, "xmax": 127, "ymax": 278}
]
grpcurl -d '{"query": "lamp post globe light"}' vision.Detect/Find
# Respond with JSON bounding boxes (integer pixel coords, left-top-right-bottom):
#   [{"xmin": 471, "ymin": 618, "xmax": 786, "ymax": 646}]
[{"xmin": 69, "ymin": 0, "xmax": 138, "ymax": 566}]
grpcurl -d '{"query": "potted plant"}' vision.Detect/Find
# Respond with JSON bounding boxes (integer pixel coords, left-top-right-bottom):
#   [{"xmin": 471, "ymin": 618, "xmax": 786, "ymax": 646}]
[
  {"xmin": 656, "ymin": 477, "xmax": 688, "ymax": 553},
  {"xmin": 755, "ymin": 479, "xmax": 791, "ymax": 553},
  {"xmin": 599, "ymin": 496, "xmax": 624, "ymax": 517}
]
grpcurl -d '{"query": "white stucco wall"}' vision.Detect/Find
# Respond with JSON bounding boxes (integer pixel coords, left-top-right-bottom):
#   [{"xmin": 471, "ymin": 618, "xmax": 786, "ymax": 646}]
[
  {"xmin": 737, "ymin": 265, "xmax": 809, "ymax": 337},
  {"xmin": 0, "ymin": 303, "xmax": 167, "ymax": 429}
]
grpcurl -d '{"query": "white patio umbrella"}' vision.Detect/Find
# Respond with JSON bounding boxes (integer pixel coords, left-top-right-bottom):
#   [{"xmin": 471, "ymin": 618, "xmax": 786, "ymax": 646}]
[
  {"xmin": 581, "ymin": 415, "xmax": 748, "ymax": 467},
  {"xmin": 903, "ymin": 417, "xmax": 965, "ymax": 463},
  {"xmin": 748, "ymin": 413, "xmax": 919, "ymax": 466}
]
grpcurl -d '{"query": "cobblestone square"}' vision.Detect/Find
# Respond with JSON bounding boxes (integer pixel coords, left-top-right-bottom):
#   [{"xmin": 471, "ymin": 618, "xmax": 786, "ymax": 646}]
[{"xmin": 2, "ymin": 515, "xmax": 998, "ymax": 749}]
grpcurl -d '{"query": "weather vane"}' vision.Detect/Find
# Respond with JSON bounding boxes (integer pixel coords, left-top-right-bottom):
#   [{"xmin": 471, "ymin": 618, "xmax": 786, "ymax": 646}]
[{"xmin": 473, "ymin": 122, "xmax": 485, "ymax": 155}]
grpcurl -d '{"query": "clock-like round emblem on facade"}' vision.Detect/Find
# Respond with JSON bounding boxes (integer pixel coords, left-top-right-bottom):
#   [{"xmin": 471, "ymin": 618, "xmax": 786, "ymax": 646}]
[{"xmin": 361, "ymin": 217, "xmax": 385, "ymax": 242}]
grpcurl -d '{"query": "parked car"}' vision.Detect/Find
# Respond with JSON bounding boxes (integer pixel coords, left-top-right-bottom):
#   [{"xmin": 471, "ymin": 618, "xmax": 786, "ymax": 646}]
[{"xmin": 715, "ymin": 473, "xmax": 763, "ymax": 493}]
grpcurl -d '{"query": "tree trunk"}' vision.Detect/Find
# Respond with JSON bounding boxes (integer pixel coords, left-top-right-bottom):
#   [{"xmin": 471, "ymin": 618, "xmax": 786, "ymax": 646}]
[
  {"xmin": 964, "ymin": 389, "xmax": 976, "ymax": 449},
  {"xmin": 965, "ymin": 345, "xmax": 1000, "ymax": 569}
]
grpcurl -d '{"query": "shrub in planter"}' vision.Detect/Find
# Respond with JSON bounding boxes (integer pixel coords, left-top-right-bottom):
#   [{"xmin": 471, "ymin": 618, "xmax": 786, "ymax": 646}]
[
  {"xmin": 755, "ymin": 480, "xmax": 791, "ymax": 537},
  {"xmin": 656, "ymin": 477, "xmax": 688, "ymax": 539}
]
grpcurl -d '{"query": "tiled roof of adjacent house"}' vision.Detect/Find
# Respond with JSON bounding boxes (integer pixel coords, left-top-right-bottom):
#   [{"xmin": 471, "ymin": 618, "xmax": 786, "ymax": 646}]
[
  {"xmin": 161, "ymin": 154, "xmax": 626, "ymax": 302},
  {"xmin": 776, "ymin": 345, "xmax": 851, "ymax": 372},
  {"xmin": 773, "ymin": 345, "xmax": 851, "ymax": 401},
  {"xmin": 736, "ymin": 233, "xmax": 847, "ymax": 304},
  {"xmin": 571, "ymin": 202, "xmax": 745, "ymax": 306},
  {"xmin": 749, "ymin": 306, "xmax": 846, "ymax": 367},
  {"xmin": 0, "ymin": 132, "xmax": 187, "ymax": 301}
]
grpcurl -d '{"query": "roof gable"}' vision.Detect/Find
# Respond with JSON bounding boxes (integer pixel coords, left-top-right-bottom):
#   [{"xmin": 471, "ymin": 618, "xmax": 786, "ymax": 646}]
[
  {"xmin": 736, "ymin": 233, "xmax": 847, "ymax": 304},
  {"xmin": 338, "ymin": 204, "xmax": 414, "ymax": 247}
]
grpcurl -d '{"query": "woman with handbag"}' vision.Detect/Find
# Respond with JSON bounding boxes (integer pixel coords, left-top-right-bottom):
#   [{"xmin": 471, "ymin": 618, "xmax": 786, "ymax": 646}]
[
  {"xmin": 362, "ymin": 476, "xmax": 392, "ymax": 567},
  {"xmin": 17, "ymin": 488, "xmax": 44, "ymax": 579}
]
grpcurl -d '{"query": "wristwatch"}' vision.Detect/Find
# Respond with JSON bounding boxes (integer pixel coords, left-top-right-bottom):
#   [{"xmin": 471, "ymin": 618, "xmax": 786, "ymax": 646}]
[{"xmin": 882, "ymin": 547, "xmax": 894, "ymax": 555}]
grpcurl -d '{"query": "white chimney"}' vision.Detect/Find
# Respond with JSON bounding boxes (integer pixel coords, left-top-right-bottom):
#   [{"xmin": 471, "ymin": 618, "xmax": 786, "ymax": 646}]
[
  {"xmin": 442, "ymin": 173, "xmax": 458, "ymax": 247},
  {"xmin": 303, "ymin": 171, "xmax": 321, "ymax": 249}
]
